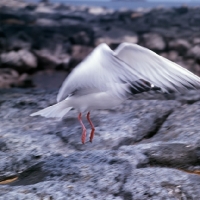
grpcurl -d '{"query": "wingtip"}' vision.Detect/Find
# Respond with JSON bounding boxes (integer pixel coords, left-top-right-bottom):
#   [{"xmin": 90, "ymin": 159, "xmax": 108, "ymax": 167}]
[{"xmin": 30, "ymin": 112, "xmax": 38, "ymax": 117}]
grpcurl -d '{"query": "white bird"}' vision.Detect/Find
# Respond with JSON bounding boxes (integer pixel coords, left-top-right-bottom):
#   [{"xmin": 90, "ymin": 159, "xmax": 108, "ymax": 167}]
[{"xmin": 31, "ymin": 43, "xmax": 200, "ymax": 144}]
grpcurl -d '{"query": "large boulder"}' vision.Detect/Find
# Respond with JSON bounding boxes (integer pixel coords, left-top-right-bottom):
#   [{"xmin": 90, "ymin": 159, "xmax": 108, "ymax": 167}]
[
  {"xmin": 141, "ymin": 33, "xmax": 166, "ymax": 51},
  {"xmin": 0, "ymin": 68, "xmax": 30, "ymax": 88},
  {"xmin": 0, "ymin": 89, "xmax": 199, "ymax": 199},
  {"xmin": 0, "ymin": 49, "xmax": 37, "ymax": 72},
  {"xmin": 187, "ymin": 45, "xmax": 200, "ymax": 60},
  {"xmin": 34, "ymin": 48, "xmax": 70, "ymax": 70},
  {"xmin": 168, "ymin": 39, "xmax": 191, "ymax": 55}
]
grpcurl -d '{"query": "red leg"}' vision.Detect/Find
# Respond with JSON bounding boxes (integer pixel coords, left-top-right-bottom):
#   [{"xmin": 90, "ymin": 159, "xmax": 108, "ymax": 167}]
[
  {"xmin": 78, "ymin": 113, "xmax": 86, "ymax": 144},
  {"xmin": 87, "ymin": 112, "xmax": 95, "ymax": 142}
]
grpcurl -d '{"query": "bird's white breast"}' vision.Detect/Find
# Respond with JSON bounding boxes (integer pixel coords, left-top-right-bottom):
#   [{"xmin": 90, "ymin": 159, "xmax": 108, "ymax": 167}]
[{"xmin": 66, "ymin": 92, "xmax": 123, "ymax": 113}]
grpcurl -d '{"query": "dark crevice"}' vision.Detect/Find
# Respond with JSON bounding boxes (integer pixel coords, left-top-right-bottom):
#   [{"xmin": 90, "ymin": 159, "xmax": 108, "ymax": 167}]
[
  {"xmin": 112, "ymin": 137, "xmax": 135, "ymax": 150},
  {"xmin": 10, "ymin": 162, "xmax": 46, "ymax": 186},
  {"xmin": 113, "ymin": 160, "xmax": 133, "ymax": 200},
  {"xmin": 112, "ymin": 110, "xmax": 174, "ymax": 150},
  {"xmin": 145, "ymin": 110, "xmax": 173, "ymax": 139},
  {"xmin": 141, "ymin": 142, "xmax": 200, "ymax": 170},
  {"xmin": 179, "ymin": 99, "xmax": 200, "ymax": 105},
  {"xmin": 122, "ymin": 192, "xmax": 133, "ymax": 200}
]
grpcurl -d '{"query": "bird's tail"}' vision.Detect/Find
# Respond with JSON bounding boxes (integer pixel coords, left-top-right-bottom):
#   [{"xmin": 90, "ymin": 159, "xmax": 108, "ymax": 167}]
[{"xmin": 30, "ymin": 100, "xmax": 72, "ymax": 119}]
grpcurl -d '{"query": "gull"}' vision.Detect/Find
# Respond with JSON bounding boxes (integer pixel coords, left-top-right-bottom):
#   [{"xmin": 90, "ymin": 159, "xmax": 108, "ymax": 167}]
[{"xmin": 31, "ymin": 43, "xmax": 200, "ymax": 144}]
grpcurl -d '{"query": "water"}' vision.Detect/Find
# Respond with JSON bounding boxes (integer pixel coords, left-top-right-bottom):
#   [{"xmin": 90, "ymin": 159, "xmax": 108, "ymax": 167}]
[{"xmin": 27, "ymin": 0, "xmax": 200, "ymax": 10}]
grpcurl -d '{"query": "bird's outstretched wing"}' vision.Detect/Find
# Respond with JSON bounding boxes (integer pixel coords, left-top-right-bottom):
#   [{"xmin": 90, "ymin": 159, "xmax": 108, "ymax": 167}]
[
  {"xmin": 57, "ymin": 43, "xmax": 149, "ymax": 102},
  {"xmin": 57, "ymin": 42, "xmax": 200, "ymax": 103},
  {"xmin": 114, "ymin": 43, "xmax": 200, "ymax": 93}
]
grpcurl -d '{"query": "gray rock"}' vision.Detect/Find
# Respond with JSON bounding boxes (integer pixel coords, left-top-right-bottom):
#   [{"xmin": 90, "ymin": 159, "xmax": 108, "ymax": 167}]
[
  {"xmin": 1, "ymin": 3, "xmax": 200, "ymax": 80},
  {"xmin": 135, "ymin": 142, "xmax": 200, "ymax": 169},
  {"xmin": 8, "ymin": 39, "xmax": 31, "ymax": 51},
  {"xmin": 0, "ymin": 50, "xmax": 37, "ymax": 71},
  {"xmin": 187, "ymin": 45, "xmax": 200, "ymax": 59},
  {"xmin": 0, "ymin": 89, "xmax": 199, "ymax": 199},
  {"xmin": 34, "ymin": 49, "xmax": 70, "ymax": 69},
  {"xmin": 18, "ymin": 49, "xmax": 37, "ymax": 69},
  {"xmin": 0, "ymin": 68, "xmax": 30, "ymax": 88},
  {"xmin": 160, "ymin": 51, "xmax": 179, "ymax": 62},
  {"xmin": 148, "ymin": 101, "xmax": 200, "ymax": 145},
  {"xmin": 141, "ymin": 33, "xmax": 166, "ymax": 51},
  {"xmin": 70, "ymin": 31, "xmax": 91, "ymax": 46},
  {"xmin": 193, "ymin": 37, "xmax": 200, "ymax": 45},
  {"xmin": 35, "ymin": 3, "xmax": 55, "ymax": 14},
  {"xmin": 0, "ymin": 0, "xmax": 27, "ymax": 8},
  {"xmin": 88, "ymin": 6, "xmax": 113, "ymax": 15},
  {"xmin": 7, "ymin": 32, "xmax": 32, "ymax": 51},
  {"xmin": 169, "ymin": 39, "xmax": 191, "ymax": 55},
  {"xmin": 0, "ymin": 139, "xmax": 7, "ymax": 151},
  {"xmin": 123, "ymin": 167, "xmax": 200, "ymax": 200},
  {"xmin": 35, "ymin": 18, "xmax": 59, "ymax": 26},
  {"xmin": 30, "ymin": 70, "xmax": 68, "ymax": 89},
  {"xmin": 167, "ymin": 50, "xmax": 180, "ymax": 62}
]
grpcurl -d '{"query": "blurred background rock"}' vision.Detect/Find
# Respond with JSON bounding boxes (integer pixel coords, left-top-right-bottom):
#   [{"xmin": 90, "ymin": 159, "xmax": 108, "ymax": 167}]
[{"xmin": 0, "ymin": 0, "xmax": 200, "ymax": 89}]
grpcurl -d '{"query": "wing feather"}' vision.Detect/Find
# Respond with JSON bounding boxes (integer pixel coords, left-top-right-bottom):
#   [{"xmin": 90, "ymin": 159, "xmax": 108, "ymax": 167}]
[
  {"xmin": 57, "ymin": 43, "xmax": 144, "ymax": 102},
  {"xmin": 114, "ymin": 43, "xmax": 200, "ymax": 93},
  {"xmin": 57, "ymin": 42, "xmax": 200, "ymax": 103}
]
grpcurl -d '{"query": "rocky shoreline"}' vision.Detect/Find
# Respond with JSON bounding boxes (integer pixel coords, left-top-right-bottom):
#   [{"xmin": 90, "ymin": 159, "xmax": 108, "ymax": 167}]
[
  {"xmin": 0, "ymin": 2, "xmax": 200, "ymax": 199},
  {"xmin": 0, "ymin": 2, "xmax": 200, "ymax": 88}
]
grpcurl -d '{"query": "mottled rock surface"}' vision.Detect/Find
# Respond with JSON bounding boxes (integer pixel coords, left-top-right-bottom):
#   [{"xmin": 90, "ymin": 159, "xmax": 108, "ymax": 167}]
[{"xmin": 0, "ymin": 89, "xmax": 200, "ymax": 199}]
